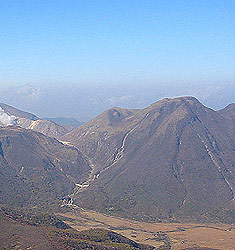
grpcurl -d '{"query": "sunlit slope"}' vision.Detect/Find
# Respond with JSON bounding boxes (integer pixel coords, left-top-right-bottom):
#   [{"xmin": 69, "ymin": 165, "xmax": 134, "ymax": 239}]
[
  {"xmin": 0, "ymin": 102, "xmax": 73, "ymax": 138},
  {"xmin": 63, "ymin": 97, "xmax": 235, "ymax": 222}
]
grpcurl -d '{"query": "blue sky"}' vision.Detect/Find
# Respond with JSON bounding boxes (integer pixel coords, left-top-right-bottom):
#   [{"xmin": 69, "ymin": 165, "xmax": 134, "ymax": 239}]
[{"xmin": 0, "ymin": 0, "xmax": 235, "ymax": 120}]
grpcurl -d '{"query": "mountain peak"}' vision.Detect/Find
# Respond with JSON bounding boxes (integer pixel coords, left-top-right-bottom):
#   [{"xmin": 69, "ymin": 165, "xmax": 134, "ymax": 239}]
[
  {"xmin": 219, "ymin": 103, "xmax": 235, "ymax": 121},
  {"xmin": 62, "ymin": 97, "xmax": 235, "ymax": 223},
  {"xmin": 149, "ymin": 96, "xmax": 202, "ymax": 108}
]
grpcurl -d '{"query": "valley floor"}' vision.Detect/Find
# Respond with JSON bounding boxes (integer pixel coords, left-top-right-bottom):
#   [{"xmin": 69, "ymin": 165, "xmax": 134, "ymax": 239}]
[{"xmin": 58, "ymin": 209, "xmax": 235, "ymax": 250}]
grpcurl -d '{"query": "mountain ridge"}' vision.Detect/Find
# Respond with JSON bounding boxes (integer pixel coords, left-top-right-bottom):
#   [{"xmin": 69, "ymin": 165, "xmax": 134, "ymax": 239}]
[
  {"xmin": 62, "ymin": 96, "xmax": 235, "ymax": 223},
  {"xmin": 0, "ymin": 126, "xmax": 91, "ymax": 208},
  {"xmin": 0, "ymin": 102, "xmax": 75, "ymax": 138},
  {"xmin": 219, "ymin": 103, "xmax": 235, "ymax": 122},
  {"xmin": 43, "ymin": 117, "xmax": 83, "ymax": 128},
  {"xmin": 0, "ymin": 102, "xmax": 38, "ymax": 121}
]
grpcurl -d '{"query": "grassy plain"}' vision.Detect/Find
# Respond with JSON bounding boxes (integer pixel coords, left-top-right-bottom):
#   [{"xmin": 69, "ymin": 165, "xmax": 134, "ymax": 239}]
[{"xmin": 58, "ymin": 209, "xmax": 235, "ymax": 250}]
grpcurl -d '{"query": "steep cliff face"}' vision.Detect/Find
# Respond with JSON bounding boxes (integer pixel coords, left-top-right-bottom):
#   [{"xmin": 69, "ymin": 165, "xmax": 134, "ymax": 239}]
[{"xmin": 63, "ymin": 97, "xmax": 235, "ymax": 222}]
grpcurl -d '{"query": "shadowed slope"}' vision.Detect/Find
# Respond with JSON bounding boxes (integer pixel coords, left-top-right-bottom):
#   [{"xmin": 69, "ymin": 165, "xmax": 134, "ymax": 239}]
[{"xmin": 0, "ymin": 127, "xmax": 91, "ymax": 207}]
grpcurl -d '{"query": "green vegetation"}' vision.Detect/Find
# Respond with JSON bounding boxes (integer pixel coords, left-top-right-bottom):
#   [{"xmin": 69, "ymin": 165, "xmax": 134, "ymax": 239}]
[
  {"xmin": 0, "ymin": 205, "xmax": 153, "ymax": 249},
  {"xmin": 49, "ymin": 228, "xmax": 154, "ymax": 249},
  {"xmin": 0, "ymin": 205, "xmax": 69, "ymax": 229}
]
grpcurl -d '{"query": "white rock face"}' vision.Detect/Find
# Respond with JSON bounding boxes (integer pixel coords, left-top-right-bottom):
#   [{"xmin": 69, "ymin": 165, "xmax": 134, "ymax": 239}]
[{"xmin": 0, "ymin": 107, "xmax": 17, "ymax": 126}]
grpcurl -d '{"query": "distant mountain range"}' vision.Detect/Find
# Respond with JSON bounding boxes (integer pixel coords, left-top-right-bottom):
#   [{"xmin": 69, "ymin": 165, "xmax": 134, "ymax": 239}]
[
  {"xmin": 0, "ymin": 97, "xmax": 234, "ymax": 224},
  {"xmin": 62, "ymin": 97, "xmax": 235, "ymax": 223}
]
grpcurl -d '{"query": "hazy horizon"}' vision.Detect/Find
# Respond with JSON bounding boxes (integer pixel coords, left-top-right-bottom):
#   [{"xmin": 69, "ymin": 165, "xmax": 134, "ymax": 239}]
[
  {"xmin": 0, "ymin": 83, "xmax": 234, "ymax": 121},
  {"xmin": 1, "ymin": 1, "xmax": 234, "ymax": 121}
]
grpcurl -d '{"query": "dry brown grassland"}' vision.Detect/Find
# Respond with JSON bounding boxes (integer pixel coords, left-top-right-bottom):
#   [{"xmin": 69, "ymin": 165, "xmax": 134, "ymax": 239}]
[{"xmin": 58, "ymin": 209, "xmax": 235, "ymax": 250}]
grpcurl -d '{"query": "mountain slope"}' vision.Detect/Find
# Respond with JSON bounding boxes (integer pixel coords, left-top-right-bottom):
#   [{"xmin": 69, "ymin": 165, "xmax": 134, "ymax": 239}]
[
  {"xmin": 0, "ymin": 126, "xmax": 90, "ymax": 207},
  {"xmin": 0, "ymin": 103, "xmax": 72, "ymax": 138},
  {"xmin": 0, "ymin": 103, "xmax": 38, "ymax": 120},
  {"xmin": 62, "ymin": 97, "xmax": 235, "ymax": 223},
  {"xmin": 63, "ymin": 107, "xmax": 140, "ymax": 167},
  {"xmin": 17, "ymin": 117, "xmax": 70, "ymax": 138},
  {"xmin": 219, "ymin": 103, "xmax": 235, "ymax": 122},
  {"xmin": 43, "ymin": 117, "xmax": 83, "ymax": 128}
]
